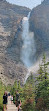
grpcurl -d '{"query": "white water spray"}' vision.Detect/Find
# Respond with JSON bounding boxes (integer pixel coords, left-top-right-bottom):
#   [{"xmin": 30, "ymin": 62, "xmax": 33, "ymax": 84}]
[
  {"xmin": 20, "ymin": 12, "xmax": 49, "ymax": 83},
  {"xmin": 20, "ymin": 12, "xmax": 37, "ymax": 83},
  {"xmin": 21, "ymin": 12, "xmax": 36, "ymax": 67}
]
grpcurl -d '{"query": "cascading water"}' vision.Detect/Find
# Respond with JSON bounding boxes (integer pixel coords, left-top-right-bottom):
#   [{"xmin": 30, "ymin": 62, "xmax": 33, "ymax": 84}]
[
  {"xmin": 20, "ymin": 12, "xmax": 36, "ymax": 83},
  {"xmin": 21, "ymin": 12, "xmax": 36, "ymax": 68},
  {"xmin": 20, "ymin": 12, "xmax": 49, "ymax": 83}
]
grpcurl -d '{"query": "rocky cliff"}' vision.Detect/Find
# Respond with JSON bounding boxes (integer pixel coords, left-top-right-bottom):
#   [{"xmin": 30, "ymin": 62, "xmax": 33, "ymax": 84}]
[
  {"xmin": 0, "ymin": 0, "xmax": 30, "ymax": 85},
  {"xmin": 42, "ymin": 0, "xmax": 49, "ymax": 4},
  {"xmin": 29, "ymin": 0, "xmax": 49, "ymax": 58}
]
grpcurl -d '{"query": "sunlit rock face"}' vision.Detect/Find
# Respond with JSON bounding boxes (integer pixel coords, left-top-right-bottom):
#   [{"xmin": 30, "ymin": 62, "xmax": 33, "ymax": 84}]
[
  {"xmin": 29, "ymin": 0, "xmax": 49, "ymax": 58},
  {"xmin": 0, "ymin": 0, "xmax": 30, "ymax": 85}
]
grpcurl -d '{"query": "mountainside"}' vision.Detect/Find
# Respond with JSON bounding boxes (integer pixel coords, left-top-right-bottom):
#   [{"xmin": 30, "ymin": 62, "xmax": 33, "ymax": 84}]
[
  {"xmin": 42, "ymin": 0, "xmax": 49, "ymax": 4},
  {"xmin": 0, "ymin": 0, "xmax": 30, "ymax": 85},
  {"xmin": 29, "ymin": 0, "xmax": 49, "ymax": 58}
]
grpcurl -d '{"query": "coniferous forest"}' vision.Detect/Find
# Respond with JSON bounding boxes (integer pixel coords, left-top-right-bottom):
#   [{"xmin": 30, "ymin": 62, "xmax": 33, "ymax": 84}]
[{"xmin": 0, "ymin": 55, "xmax": 49, "ymax": 111}]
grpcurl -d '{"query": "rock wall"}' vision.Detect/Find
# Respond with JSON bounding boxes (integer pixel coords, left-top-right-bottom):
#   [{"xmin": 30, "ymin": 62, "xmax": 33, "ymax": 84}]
[
  {"xmin": 0, "ymin": 0, "xmax": 30, "ymax": 85},
  {"xmin": 29, "ymin": 1, "xmax": 49, "ymax": 58}
]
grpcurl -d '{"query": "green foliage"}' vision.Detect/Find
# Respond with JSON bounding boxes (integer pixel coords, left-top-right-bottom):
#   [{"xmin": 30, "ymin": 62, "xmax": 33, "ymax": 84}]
[
  {"xmin": 38, "ymin": 54, "xmax": 48, "ymax": 81},
  {"xmin": 0, "ymin": 81, "xmax": 12, "ymax": 111},
  {"xmin": 0, "ymin": 81, "xmax": 5, "ymax": 111},
  {"xmin": 27, "ymin": 73, "xmax": 34, "ymax": 84},
  {"xmin": 10, "ymin": 80, "xmax": 23, "ymax": 104},
  {"xmin": 35, "ymin": 54, "xmax": 49, "ymax": 110},
  {"xmin": 10, "ymin": 55, "xmax": 49, "ymax": 111},
  {"xmin": 22, "ymin": 98, "xmax": 35, "ymax": 111},
  {"xmin": 6, "ymin": 85, "xmax": 11, "ymax": 92},
  {"xmin": 36, "ymin": 80, "xmax": 49, "ymax": 110},
  {"xmin": 0, "ymin": 54, "xmax": 49, "ymax": 111},
  {"xmin": 10, "ymin": 75, "xmax": 36, "ymax": 110}
]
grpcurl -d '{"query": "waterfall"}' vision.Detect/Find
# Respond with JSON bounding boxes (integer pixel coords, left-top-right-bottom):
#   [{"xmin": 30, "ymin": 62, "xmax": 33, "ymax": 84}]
[{"xmin": 21, "ymin": 12, "xmax": 36, "ymax": 68}]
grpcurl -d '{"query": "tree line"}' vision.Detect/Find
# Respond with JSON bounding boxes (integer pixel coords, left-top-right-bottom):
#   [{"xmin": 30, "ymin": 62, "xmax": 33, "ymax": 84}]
[{"xmin": 0, "ymin": 54, "xmax": 49, "ymax": 111}]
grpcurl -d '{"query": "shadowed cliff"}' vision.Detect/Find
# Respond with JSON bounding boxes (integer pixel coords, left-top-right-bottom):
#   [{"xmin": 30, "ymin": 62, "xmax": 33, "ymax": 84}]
[{"xmin": 29, "ymin": 0, "xmax": 49, "ymax": 58}]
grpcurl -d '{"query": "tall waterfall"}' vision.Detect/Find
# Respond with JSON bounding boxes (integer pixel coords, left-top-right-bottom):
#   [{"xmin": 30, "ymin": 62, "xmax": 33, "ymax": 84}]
[{"xmin": 21, "ymin": 12, "xmax": 36, "ymax": 67}]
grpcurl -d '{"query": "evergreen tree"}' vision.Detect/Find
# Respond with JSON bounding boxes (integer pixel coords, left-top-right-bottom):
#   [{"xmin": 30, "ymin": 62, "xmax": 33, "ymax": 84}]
[
  {"xmin": 35, "ymin": 54, "xmax": 49, "ymax": 110},
  {"xmin": 38, "ymin": 54, "xmax": 48, "ymax": 81}
]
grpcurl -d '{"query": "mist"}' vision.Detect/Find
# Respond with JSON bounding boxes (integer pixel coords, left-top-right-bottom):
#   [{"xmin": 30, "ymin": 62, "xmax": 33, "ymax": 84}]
[{"xmin": 21, "ymin": 12, "xmax": 36, "ymax": 67}]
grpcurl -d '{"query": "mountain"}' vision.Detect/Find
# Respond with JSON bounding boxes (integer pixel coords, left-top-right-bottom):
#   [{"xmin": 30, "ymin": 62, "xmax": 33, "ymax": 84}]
[
  {"xmin": 42, "ymin": 0, "xmax": 49, "ymax": 4},
  {"xmin": 0, "ymin": 0, "xmax": 30, "ymax": 85},
  {"xmin": 29, "ymin": 0, "xmax": 49, "ymax": 58},
  {"xmin": 6, "ymin": 0, "xmax": 41, "ymax": 9}
]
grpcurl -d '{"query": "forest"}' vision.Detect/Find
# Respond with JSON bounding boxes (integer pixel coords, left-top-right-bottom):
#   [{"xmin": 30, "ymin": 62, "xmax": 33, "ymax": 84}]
[{"xmin": 0, "ymin": 55, "xmax": 49, "ymax": 111}]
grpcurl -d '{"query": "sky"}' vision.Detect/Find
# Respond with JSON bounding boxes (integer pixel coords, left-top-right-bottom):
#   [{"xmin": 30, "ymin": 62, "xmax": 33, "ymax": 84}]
[{"xmin": 6, "ymin": 0, "xmax": 42, "ymax": 9}]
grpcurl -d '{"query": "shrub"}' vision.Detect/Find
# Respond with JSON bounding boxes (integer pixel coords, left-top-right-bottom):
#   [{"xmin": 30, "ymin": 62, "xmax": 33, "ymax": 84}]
[{"xmin": 22, "ymin": 98, "xmax": 35, "ymax": 111}]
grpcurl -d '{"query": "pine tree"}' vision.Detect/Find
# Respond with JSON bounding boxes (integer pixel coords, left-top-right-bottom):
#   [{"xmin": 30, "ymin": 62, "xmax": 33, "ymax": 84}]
[
  {"xmin": 35, "ymin": 54, "xmax": 49, "ymax": 110},
  {"xmin": 42, "ymin": 54, "xmax": 48, "ymax": 80},
  {"xmin": 38, "ymin": 54, "xmax": 48, "ymax": 81}
]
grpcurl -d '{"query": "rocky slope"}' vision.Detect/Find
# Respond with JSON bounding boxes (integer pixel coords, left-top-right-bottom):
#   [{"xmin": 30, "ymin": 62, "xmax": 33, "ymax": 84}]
[
  {"xmin": 29, "ymin": 0, "xmax": 49, "ymax": 58},
  {"xmin": 0, "ymin": 0, "xmax": 30, "ymax": 85}
]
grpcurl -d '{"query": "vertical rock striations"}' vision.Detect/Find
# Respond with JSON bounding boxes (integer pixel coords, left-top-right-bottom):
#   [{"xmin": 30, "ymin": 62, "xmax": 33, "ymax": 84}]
[{"xmin": 0, "ymin": 0, "xmax": 30, "ymax": 85}]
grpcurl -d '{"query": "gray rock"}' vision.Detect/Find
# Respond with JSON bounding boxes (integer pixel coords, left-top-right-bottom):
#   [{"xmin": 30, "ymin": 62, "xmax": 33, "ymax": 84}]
[
  {"xmin": 29, "ymin": 1, "xmax": 49, "ymax": 58},
  {"xmin": 0, "ymin": 0, "xmax": 30, "ymax": 85}
]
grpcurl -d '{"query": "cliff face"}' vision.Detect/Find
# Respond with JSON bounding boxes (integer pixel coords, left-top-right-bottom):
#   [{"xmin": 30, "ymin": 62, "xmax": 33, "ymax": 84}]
[
  {"xmin": 0, "ymin": 0, "xmax": 30, "ymax": 85},
  {"xmin": 42, "ymin": 0, "xmax": 49, "ymax": 4},
  {"xmin": 29, "ymin": 0, "xmax": 49, "ymax": 57}
]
